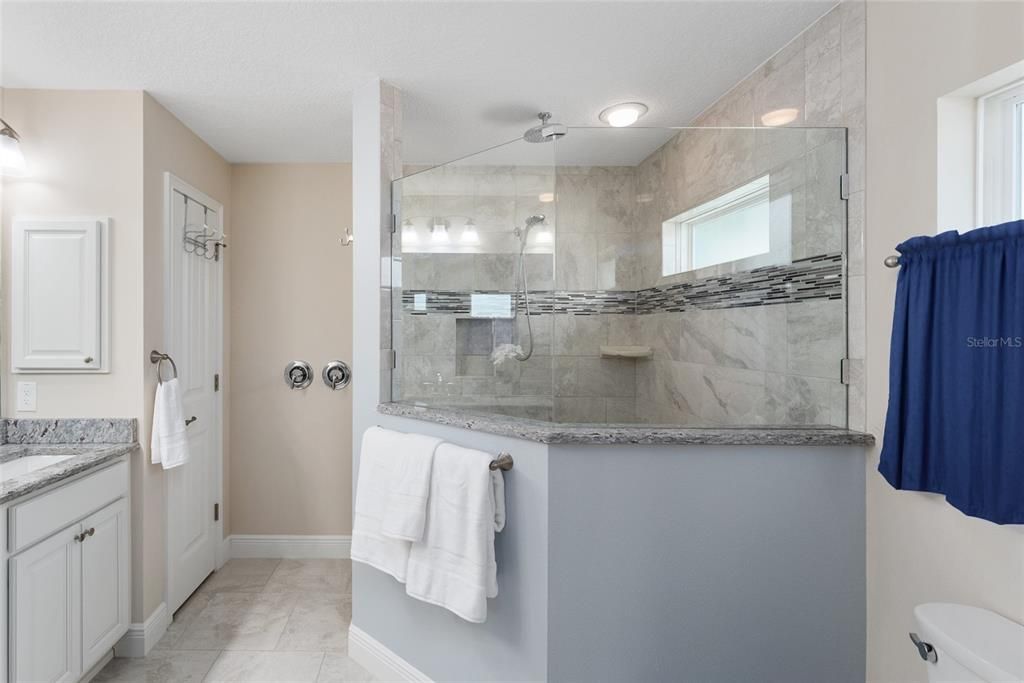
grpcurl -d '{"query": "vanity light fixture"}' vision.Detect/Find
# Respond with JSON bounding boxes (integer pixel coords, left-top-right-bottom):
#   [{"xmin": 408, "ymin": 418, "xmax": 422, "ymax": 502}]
[
  {"xmin": 0, "ymin": 118, "xmax": 27, "ymax": 176},
  {"xmin": 760, "ymin": 108, "xmax": 800, "ymax": 127},
  {"xmin": 598, "ymin": 102, "xmax": 648, "ymax": 128},
  {"xmin": 431, "ymin": 219, "xmax": 450, "ymax": 243},
  {"xmin": 461, "ymin": 218, "xmax": 479, "ymax": 244}
]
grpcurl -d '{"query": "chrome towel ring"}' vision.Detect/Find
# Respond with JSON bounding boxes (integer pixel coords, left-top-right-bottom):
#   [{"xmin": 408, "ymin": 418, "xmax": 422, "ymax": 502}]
[{"xmin": 150, "ymin": 350, "xmax": 178, "ymax": 384}]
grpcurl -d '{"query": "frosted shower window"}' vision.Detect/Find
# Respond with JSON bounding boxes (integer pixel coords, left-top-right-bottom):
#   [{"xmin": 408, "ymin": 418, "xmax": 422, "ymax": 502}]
[{"xmin": 662, "ymin": 175, "xmax": 770, "ymax": 275}]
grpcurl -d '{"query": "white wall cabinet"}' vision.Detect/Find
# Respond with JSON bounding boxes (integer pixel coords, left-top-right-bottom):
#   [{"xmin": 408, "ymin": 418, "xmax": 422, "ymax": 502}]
[
  {"xmin": 10, "ymin": 218, "xmax": 110, "ymax": 373},
  {"xmin": 4, "ymin": 460, "xmax": 130, "ymax": 683}
]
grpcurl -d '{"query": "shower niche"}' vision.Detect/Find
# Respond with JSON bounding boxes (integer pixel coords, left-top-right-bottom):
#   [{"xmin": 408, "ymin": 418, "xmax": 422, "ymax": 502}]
[{"xmin": 390, "ymin": 125, "xmax": 849, "ymax": 428}]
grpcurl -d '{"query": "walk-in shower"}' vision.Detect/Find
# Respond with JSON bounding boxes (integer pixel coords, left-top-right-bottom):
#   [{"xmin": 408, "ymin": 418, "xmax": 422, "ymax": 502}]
[{"xmin": 388, "ymin": 124, "xmax": 849, "ymax": 427}]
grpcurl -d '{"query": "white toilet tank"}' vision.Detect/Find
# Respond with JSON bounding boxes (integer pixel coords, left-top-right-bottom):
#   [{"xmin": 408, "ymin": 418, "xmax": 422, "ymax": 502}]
[{"xmin": 913, "ymin": 603, "xmax": 1024, "ymax": 682}]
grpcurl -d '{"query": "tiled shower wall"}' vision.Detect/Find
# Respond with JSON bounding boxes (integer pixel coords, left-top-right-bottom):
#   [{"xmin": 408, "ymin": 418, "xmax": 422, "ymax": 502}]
[
  {"xmin": 392, "ymin": 1, "xmax": 865, "ymax": 428},
  {"xmin": 395, "ymin": 164, "xmax": 640, "ymax": 422},
  {"xmin": 630, "ymin": 0, "xmax": 865, "ymax": 428}
]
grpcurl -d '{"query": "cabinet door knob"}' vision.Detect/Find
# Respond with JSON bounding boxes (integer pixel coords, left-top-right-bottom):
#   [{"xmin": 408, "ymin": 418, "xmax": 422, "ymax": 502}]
[
  {"xmin": 84, "ymin": 356, "xmax": 94, "ymax": 364},
  {"xmin": 86, "ymin": 527, "xmax": 95, "ymax": 537},
  {"xmin": 185, "ymin": 416, "xmax": 198, "ymax": 427},
  {"xmin": 74, "ymin": 532, "xmax": 85, "ymax": 542}
]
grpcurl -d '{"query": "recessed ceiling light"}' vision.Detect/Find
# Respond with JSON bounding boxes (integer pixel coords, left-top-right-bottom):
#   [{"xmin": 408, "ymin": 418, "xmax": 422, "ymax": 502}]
[
  {"xmin": 760, "ymin": 108, "xmax": 800, "ymax": 127},
  {"xmin": 599, "ymin": 102, "xmax": 648, "ymax": 128}
]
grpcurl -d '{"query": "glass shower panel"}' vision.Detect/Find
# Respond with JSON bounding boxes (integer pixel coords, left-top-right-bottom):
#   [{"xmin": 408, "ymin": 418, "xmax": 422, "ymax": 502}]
[
  {"xmin": 392, "ymin": 138, "xmax": 557, "ymax": 420},
  {"xmin": 391, "ymin": 126, "xmax": 848, "ymax": 428}
]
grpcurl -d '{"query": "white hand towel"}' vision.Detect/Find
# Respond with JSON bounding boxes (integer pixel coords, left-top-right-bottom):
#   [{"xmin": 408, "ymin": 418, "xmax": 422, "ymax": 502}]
[
  {"xmin": 381, "ymin": 432, "xmax": 439, "ymax": 542},
  {"xmin": 405, "ymin": 443, "xmax": 507, "ymax": 623},
  {"xmin": 351, "ymin": 427, "xmax": 442, "ymax": 582},
  {"xmin": 151, "ymin": 378, "xmax": 191, "ymax": 470}
]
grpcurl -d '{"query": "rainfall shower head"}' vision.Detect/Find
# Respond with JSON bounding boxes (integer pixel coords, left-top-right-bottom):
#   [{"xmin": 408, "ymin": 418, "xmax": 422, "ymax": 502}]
[{"xmin": 523, "ymin": 112, "xmax": 567, "ymax": 143}]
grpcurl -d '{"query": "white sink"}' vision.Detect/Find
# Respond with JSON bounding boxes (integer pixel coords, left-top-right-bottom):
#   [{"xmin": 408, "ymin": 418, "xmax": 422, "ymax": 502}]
[{"xmin": 0, "ymin": 455, "xmax": 74, "ymax": 479}]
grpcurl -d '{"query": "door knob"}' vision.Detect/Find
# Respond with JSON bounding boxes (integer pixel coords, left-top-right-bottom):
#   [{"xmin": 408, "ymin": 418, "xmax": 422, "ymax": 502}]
[{"xmin": 284, "ymin": 360, "xmax": 313, "ymax": 389}]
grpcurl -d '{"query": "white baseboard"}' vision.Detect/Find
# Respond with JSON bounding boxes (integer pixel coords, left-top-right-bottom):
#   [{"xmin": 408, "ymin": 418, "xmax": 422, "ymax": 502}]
[
  {"xmin": 227, "ymin": 534, "xmax": 351, "ymax": 559},
  {"xmin": 114, "ymin": 602, "xmax": 170, "ymax": 658},
  {"xmin": 349, "ymin": 623, "xmax": 432, "ymax": 682}
]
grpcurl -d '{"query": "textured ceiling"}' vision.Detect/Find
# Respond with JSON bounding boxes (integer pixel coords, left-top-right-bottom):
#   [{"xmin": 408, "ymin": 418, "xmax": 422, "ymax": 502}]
[{"xmin": 1, "ymin": 1, "xmax": 834, "ymax": 165}]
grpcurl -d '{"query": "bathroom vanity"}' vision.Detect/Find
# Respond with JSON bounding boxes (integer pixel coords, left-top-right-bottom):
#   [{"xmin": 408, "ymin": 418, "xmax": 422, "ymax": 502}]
[{"xmin": 0, "ymin": 419, "xmax": 137, "ymax": 683}]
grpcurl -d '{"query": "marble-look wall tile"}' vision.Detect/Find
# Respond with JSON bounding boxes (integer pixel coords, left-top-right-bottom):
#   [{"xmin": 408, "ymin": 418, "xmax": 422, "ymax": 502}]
[
  {"xmin": 553, "ymin": 314, "xmax": 607, "ymax": 356},
  {"xmin": 677, "ymin": 308, "xmax": 769, "ymax": 371},
  {"xmin": 403, "ymin": 314, "xmax": 455, "ymax": 355},
  {"xmin": 847, "ymin": 274, "xmax": 865, "ymax": 360},
  {"xmin": 605, "ymin": 398, "xmax": 637, "ymax": 423},
  {"xmin": 847, "ymin": 190, "xmax": 865, "ymax": 276},
  {"xmin": 802, "ymin": 138, "xmax": 846, "ymax": 258},
  {"xmin": 840, "ymin": 1, "xmax": 866, "ymax": 116},
  {"xmin": 474, "ymin": 254, "xmax": 516, "ymax": 290},
  {"xmin": 554, "ymin": 397, "xmax": 607, "ymax": 423},
  {"xmin": 555, "ymin": 232, "xmax": 597, "ymax": 290},
  {"xmin": 804, "ymin": 7, "xmax": 842, "ymax": 125},
  {"xmin": 597, "ymin": 233, "xmax": 640, "ymax": 290},
  {"xmin": 786, "ymin": 299, "xmax": 845, "ymax": 379},
  {"xmin": 765, "ymin": 373, "xmax": 834, "ymax": 425},
  {"xmin": 753, "ymin": 36, "xmax": 806, "ymax": 127}
]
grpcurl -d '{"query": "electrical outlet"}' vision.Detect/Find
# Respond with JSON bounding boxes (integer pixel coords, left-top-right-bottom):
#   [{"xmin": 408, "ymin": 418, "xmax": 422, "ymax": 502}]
[{"xmin": 17, "ymin": 382, "xmax": 36, "ymax": 412}]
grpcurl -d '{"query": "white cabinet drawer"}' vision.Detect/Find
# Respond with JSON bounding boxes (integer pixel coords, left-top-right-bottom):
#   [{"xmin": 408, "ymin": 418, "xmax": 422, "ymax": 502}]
[{"xmin": 8, "ymin": 461, "xmax": 128, "ymax": 555}]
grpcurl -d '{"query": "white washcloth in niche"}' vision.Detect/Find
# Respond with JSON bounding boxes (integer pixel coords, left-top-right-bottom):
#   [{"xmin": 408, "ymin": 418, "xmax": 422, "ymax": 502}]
[
  {"xmin": 151, "ymin": 378, "xmax": 191, "ymax": 469},
  {"xmin": 351, "ymin": 427, "xmax": 442, "ymax": 582},
  {"xmin": 405, "ymin": 442, "xmax": 506, "ymax": 623}
]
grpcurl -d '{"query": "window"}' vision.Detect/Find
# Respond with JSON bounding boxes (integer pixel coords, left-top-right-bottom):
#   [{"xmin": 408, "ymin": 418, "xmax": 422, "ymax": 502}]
[
  {"xmin": 662, "ymin": 175, "xmax": 770, "ymax": 276},
  {"xmin": 978, "ymin": 79, "xmax": 1024, "ymax": 224}
]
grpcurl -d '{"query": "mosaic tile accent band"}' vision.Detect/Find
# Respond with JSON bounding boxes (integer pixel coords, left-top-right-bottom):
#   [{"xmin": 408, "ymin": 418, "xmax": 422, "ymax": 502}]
[
  {"xmin": 401, "ymin": 253, "xmax": 842, "ymax": 315},
  {"xmin": 635, "ymin": 253, "xmax": 843, "ymax": 313}
]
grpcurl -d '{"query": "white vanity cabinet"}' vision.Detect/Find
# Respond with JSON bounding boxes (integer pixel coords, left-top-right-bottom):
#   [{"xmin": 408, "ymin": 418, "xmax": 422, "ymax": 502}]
[{"xmin": 2, "ymin": 458, "xmax": 130, "ymax": 683}]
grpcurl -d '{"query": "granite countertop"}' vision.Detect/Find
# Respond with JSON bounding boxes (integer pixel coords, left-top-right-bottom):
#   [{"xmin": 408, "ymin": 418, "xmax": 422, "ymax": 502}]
[
  {"xmin": 0, "ymin": 418, "xmax": 139, "ymax": 505},
  {"xmin": 378, "ymin": 402, "xmax": 875, "ymax": 447}
]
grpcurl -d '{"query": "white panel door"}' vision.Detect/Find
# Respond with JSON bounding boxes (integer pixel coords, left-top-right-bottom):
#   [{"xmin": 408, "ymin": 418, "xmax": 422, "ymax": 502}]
[
  {"xmin": 81, "ymin": 498, "xmax": 130, "ymax": 671},
  {"xmin": 9, "ymin": 524, "xmax": 82, "ymax": 683},
  {"xmin": 165, "ymin": 178, "xmax": 222, "ymax": 614},
  {"xmin": 11, "ymin": 218, "xmax": 107, "ymax": 371}
]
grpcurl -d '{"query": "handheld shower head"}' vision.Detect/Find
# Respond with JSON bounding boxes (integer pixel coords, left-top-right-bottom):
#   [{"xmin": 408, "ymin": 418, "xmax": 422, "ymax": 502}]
[{"xmin": 515, "ymin": 214, "xmax": 547, "ymax": 241}]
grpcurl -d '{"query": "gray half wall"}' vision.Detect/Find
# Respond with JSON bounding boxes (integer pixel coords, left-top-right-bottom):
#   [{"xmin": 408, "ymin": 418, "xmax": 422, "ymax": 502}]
[
  {"xmin": 352, "ymin": 417, "xmax": 550, "ymax": 683},
  {"xmin": 547, "ymin": 444, "xmax": 866, "ymax": 683}
]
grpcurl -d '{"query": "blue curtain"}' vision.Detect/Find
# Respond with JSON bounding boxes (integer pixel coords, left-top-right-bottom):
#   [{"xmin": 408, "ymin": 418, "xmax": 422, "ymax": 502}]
[{"xmin": 880, "ymin": 219, "xmax": 1024, "ymax": 524}]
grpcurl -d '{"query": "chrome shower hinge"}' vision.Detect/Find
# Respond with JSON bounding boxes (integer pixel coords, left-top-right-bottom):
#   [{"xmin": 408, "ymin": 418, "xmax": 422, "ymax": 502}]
[
  {"xmin": 383, "ymin": 349, "xmax": 397, "ymax": 369},
  {"xmin": 840, "ymin": 358, "xmax": 851, "ymax": 385}
]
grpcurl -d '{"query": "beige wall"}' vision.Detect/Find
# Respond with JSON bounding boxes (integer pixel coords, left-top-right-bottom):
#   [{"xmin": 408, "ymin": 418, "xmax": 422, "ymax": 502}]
[
  {"xmin": 1, "ymin": 90, "xmax": 233, "ymax": 623},
  {"xmin": 229, "ymin": 164, "xmax": 353, "ymax": 535},
  {"xmin": 1, "ymin": 90, "xmax": 144, "ymax": 417},
  {"xmin": 865, "ymin": 3, "xmax": 1024, "ymax": 681},
  {"xmin": 140, "ymin": 93, "xmax": 232, "ymax": 621}
]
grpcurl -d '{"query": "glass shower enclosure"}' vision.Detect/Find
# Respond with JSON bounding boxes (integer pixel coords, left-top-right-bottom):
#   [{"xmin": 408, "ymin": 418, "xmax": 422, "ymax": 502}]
[{"xmin": 388, "ymin": 126, "xmax": 848, "ymax": 427}]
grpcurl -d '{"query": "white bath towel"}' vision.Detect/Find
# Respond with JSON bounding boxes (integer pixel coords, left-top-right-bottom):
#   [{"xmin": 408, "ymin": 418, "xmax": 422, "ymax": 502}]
[
  {"xmin": 151, "ymin": 378, "xmax": 191, "ymax": 470},
  {"xmin": 351, "ymin": 427, "xmax": 442, "ymax": 582},
  {"xmin": 405, "ymin": 443, "xmax": 506, "ymax": 623},
  {"xmin": 381, "ymin": 432, "xmax": 439, "ymax": 542}
]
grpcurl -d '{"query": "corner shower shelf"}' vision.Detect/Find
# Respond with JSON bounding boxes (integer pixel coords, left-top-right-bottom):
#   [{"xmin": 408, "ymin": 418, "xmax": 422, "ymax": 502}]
[{"xmin": 600, "ymin": 345, "xmax": 653, "ymax": 359}]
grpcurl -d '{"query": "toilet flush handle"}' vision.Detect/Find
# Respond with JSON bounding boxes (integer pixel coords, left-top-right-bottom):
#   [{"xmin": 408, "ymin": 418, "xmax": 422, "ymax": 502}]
[{"xmin": 909, "ymin": 633, "xmax": 937, "ymax": 663}]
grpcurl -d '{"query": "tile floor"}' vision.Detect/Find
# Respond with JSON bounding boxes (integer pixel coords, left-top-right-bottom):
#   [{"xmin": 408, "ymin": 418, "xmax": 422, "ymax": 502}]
[{"xmin": 94, "ymin": 559, "xmax": 377, "ymax": 683}]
